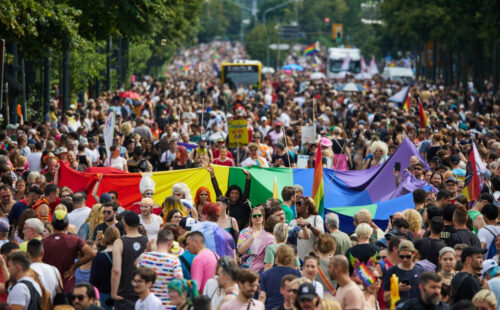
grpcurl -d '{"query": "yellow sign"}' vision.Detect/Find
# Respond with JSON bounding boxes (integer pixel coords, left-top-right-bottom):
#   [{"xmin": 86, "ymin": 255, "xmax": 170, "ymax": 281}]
[
  {"xmin": 228, "ymin": 120, "xmax": 248, "ymax": 147},
  {"xmin": 332, "ymin": 23, "xmax": 343, "ymax": 41}
]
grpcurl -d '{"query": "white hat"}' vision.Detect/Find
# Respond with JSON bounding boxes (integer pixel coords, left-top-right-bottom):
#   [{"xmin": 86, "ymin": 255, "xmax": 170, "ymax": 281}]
[{"xmin": 481, "ymin": 259, "xmax": 498, "ymax": 276}]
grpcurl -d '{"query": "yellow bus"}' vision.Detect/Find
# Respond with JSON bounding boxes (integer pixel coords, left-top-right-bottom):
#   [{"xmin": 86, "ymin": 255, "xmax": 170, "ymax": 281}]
[{"xmin": 220, "ymin": 60, "xmax": 262, "ymax": 90}]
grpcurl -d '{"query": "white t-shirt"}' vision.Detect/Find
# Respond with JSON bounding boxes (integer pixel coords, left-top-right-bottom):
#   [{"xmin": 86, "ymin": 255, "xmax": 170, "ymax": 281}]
[
  {"xmin": 30, "ymin": 262, "xmax": 60, "ymax": 302},
  {"xmin": 478, "ymin": 225, "xmax": 500, "ymax": 257},
  {"xmin": 105, "ymin": 156, "xmax": 127, "ymax": 171},
  {"xmin": 140, "ymin": 214, "xmax": 164, "ymax": 240},
  {"xmin": 312, "ymin": 280, "xmax": 324, "ymax": 299},
  {"xmin": 68, "ymin": 207, "xmax": 91, "ymax": 232},
  {"xmin": 290, "ymin": 215, "xmax": 324, "ymax": 260},
  {"xmin": 240, "ymin": 157, "xmax": 269, "ymax": 168},
  {"xmin": 135, "ymin": 293, "xmax": 163, "ymax": 310},
  {"xmin": 204, "ymin": 277, "xmax": 225, "ymax": 310},
  {"xmin": 26, "ymin": 152, "xmax": 42, "ymax": 172},
  {"xmin": 7, "ymin": 277, "xmax": 42, "ymax": 310}
]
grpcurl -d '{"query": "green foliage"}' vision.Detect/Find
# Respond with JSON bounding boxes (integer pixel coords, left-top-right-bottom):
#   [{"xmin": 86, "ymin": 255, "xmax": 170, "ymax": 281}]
[
  {"xmin": 70, "ymin": 39, "xmax": 106, "ymax": 94},
  {"xmin": 129, "ymin": 42, "xmax": 153, "ymax": 76}
]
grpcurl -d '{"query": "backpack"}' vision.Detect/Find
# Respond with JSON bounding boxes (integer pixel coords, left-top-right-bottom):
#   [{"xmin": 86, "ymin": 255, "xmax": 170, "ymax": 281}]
[
  {"xmin": 485, "ymin": 226, "xmax": 499, "ymax": 259},
  {"xmin": 30, "ymin": 269, "xmax": 53, "ymax": 310},
  {"xmin": 14, "ymin": 280, "xmax": 42, "ymax": 310}
]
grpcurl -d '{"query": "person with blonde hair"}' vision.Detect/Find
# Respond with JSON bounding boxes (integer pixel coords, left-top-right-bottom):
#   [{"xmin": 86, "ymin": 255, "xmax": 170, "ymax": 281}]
[
  {"xmin": 473, "ymin": 289, "xmax": 497, "ymax": 310},
  {"xmin": 78, "ymin": 204, "xmax": 104, "ymax": 240},
  {"xmin": 345, "ymin": 223, "xmax": 379, "ymax": 275},
  {"xmin": 402, "ymin": 209, "xmax": 424, "ymax": 240},
  {"xmin": 264, "ymin": 223, "xmax": 300, "ymax": 271},
  {"xmin": 162, "ymin": 196, "xmax": 189, "ymax": 218},
  {"xmin": 363, "ymin": 140, "xmax": 388, "ymax": 169}
]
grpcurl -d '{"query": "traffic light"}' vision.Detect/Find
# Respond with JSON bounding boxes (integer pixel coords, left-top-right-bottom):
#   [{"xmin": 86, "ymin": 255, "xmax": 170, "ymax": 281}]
[{"xmin": 332, "ymin": 23, "xmax": 343, "ymax": 43}]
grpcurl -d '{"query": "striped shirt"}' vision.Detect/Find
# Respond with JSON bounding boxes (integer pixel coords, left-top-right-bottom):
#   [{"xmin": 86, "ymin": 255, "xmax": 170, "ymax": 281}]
[{"xmin": 137, "ymin": 251, "xmax": 183, "ymax": 309}]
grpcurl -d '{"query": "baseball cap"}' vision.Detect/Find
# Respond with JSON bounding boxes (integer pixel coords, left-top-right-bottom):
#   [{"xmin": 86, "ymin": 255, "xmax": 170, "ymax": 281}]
[
  {"xmin": 179, "ymin": 217, "xmax": 196, "ymax": 231},
  {"xmin": 297, "ymin": 283, "xmax": 317, "ymax": 301},
  {"xmin": 481, "ymin": 259, "xmax": 498, "ymax": 276},
  {"xmin": 123, "ymin": 211, "xmax": 140, "ymax": 227},
  {"xmin": 99, "ymin": 193, "xmax": 113, "ymax": 204},
  {"xmin": 445, "ymin": 176, "xmax": 458, "ymax": 184},
  {"xmin": 398, "ymin": 240, "xmax": 416, "ymax": 252},
  {"xmin": 461, "ymin": 247, "xmax": 487, "ymax": 262},
  {"xmin": 385, "ymin": 228, "xmax": 405, "ymax": 240}
]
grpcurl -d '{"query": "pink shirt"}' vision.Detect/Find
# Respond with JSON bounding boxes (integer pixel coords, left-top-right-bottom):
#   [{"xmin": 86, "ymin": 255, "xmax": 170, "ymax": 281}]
[{"xmin": 191, "ymin": 248, "xmax": 218, "ymax": 291}]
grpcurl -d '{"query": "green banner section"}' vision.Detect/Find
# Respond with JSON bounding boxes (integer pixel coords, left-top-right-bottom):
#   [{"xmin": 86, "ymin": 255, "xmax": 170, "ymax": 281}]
[
  {"xmin": 228, "ymin": 167, "xmax": 294, "ymax": 206},
  {"xmin": 325, "ymin": 204, "xmax": 378, "ymax": 218}
]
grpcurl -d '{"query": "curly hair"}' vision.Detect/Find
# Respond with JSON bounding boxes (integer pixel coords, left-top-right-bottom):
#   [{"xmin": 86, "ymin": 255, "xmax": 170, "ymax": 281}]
[
  {"xmin": 402, "ymin": 208, "xmax": 423, "ymax": 236},
  {"xmin": 369, "ymin": 140, "xmax": 388, "ymax": 157}
]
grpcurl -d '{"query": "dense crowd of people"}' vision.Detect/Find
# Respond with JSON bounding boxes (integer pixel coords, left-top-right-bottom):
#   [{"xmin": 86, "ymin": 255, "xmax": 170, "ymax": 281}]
[{"xmin": 0, "ymin": 40, "xmax": 499, "ymax": 310}]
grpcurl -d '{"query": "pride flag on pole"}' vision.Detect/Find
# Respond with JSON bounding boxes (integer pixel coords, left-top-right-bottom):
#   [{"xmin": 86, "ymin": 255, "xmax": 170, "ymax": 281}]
[
  {"xmin": 417, "ymin": 96, "xmax": 429, "ymax": 128},
  {"xmin": 312, "ymin": 144, "xmax": 325, "ymax": 217},
  {"xmin": 305, "ymin": 41, "xmax": 320, "ymax": 56},
  {"xmin": 403, "ymin": 91, "xmax": 411, "ymax": 111},
  {"xmin": 463, "ymin": 145, "xmax": 481, "ymax": 202}
]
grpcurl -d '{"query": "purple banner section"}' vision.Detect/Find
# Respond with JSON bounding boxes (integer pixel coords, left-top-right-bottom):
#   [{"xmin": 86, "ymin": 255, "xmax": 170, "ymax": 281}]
[{"xmin": 324, "ymin": 138, "xmax": 429, "ymax": 203}]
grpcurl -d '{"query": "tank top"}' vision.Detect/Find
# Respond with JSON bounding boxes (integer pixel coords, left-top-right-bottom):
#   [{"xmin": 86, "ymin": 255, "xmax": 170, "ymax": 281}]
[
  {"xmin": 118, "ymin": 235, "xmax": 148, "ymax": 297},
  {"xmin": 469, "ymin": 210, "xmax": 481, "ymax": 234}
]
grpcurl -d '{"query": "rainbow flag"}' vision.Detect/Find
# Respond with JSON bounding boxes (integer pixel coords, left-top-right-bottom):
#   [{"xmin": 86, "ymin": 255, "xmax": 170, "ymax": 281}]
[
  {"xmin": 356, "ymin": 263, "xmax": 376, "ymax": 287},
  {"xmin": 305, "ymin": 41, "xmax": 320, "ymax": 56},
  {"xmin": 417, "ymin": 96, "xmax": 429, "ymax": 128},
  {"xmin": 273, "ymin": 176, "xmax": 279, "ymax": 199},
  {"xmin": 403, "ymin": 91, "xmax": 411, "ymax": 111},
  {"xmin": 463, "ymin": 147, "xmax": 481, "ymax": 202},
  {"xmin": 312, "ymin": 144, "xmax": 325, "ymax": 216}
]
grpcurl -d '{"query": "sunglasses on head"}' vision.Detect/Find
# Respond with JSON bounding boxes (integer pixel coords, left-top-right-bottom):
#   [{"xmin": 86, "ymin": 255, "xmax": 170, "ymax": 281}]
[
  {"xmin": 252, "ymin": 213, "xmax": 263, "ymax": 218},
  {"xmin": 399, "ymin": 255, "xmax": 412, "ymax": 259},
  {"xmin": 70, "ymin": 294, "xmax": 86, "ymax": 301}
]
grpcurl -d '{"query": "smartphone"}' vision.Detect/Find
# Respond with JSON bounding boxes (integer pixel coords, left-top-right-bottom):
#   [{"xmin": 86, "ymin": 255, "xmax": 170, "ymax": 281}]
[
  {"xmin": 400, "ymin": 280, "xmax": 410, "ymax": 285},
  {"xmin": 394, "ymin": 162, "xmax": 401, "ymax": 172}
]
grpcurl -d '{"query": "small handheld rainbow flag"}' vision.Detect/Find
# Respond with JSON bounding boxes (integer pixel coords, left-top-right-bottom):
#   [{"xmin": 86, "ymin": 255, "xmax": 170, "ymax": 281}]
[
  {"xmin": 305, "ymin": 41, "xmax": 320, "ymax": 56},
  {"xmin": 417, "ymin": 96, "xmax": 430, "ymax": 128},
  {"xmin": 356, "ymin": 262, "xmax": 376, "ymax": 287},
  {"xmin": 403, "ymin": 90, "xmax": 411, "ymax": 111}
]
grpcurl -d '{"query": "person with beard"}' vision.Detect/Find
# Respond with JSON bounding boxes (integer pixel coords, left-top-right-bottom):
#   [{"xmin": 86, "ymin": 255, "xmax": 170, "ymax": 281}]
[
  {"xmin": 221, "ymin": 269, "xmax": 264, "ymax": 310},
  {"xmin": 395, "ymin": 272, "xmax": 448, "ymax": 310},
  {"xmin": 93, "ymin": 202, "xmax": 124, "ymax": 249},
  {"xmin": 449, "ymin": 247, "xmax": 486, "ymax": 305}
]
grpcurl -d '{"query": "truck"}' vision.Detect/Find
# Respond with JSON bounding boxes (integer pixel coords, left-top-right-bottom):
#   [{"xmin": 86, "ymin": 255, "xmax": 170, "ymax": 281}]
[
  {"xmin": 382, "ymin": 67, "xmax": 415, "ymax": 83},
  {"xmin": 327, "ymin": 47, "xmax": 362, "ymax": 79}
]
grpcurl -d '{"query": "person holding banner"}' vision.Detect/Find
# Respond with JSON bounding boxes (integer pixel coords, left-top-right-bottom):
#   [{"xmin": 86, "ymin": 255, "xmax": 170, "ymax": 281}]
[{"xmin": 105, "ymin": 145, "xmax": 128, "ymax": 172}]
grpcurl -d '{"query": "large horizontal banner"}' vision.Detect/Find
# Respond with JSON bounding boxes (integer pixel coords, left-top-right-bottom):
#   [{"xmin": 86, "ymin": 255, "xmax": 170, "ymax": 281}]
[{"xmin": 58, "ymin": 138, "xmax": 429, "ymax": 231}]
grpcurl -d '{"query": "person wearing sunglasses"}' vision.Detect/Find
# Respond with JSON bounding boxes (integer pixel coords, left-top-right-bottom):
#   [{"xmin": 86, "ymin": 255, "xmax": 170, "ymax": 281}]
[
  {"xmin": 71, "ymin": 282, "xmax": 104, "ymax": 310},
  {"xmin": 382, "ymin": 240, "xmax": 425, "ymax": 304},
  {"xmin": 93, "ymin": 202, "xmax": 123, "ymax": 248}
]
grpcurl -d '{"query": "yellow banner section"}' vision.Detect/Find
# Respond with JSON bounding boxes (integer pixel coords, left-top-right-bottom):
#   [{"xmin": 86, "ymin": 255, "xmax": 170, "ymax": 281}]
[{"xmin": 151, "ymin": 165, "xmax": 229, "ymax": 206}]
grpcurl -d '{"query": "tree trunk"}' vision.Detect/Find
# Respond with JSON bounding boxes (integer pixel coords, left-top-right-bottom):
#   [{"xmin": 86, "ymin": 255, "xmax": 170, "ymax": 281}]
[{"xmin": 44, "ymin": 50, "xmax": 50, "ymax": 118}]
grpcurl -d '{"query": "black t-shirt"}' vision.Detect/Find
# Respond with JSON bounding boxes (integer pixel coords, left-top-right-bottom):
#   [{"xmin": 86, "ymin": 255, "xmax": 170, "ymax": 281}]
[
  {"xmin": 331, "ymin": 139, "xmax": 346, "ymax": 154},
  {"xmin": 383, "ymin": 265, "xmax": 425, "ymax": 302},
  {"xmin": 450, "ymin": 272, "xmax": 481, "ymax": 305},
  {"xmin": 345, "ymin": 243, "xmax": 379, "ymax": 275},
  {"xmin": 414, "ymin": 237, "xmax": 446, "ymax": 266},
  {"xmin": 446, "ymin": 228, "xmax": 481, "ymax": 248},
  {"xmin": 440, "ymin": 225, "xmax": 457, "ymax": 244}
]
